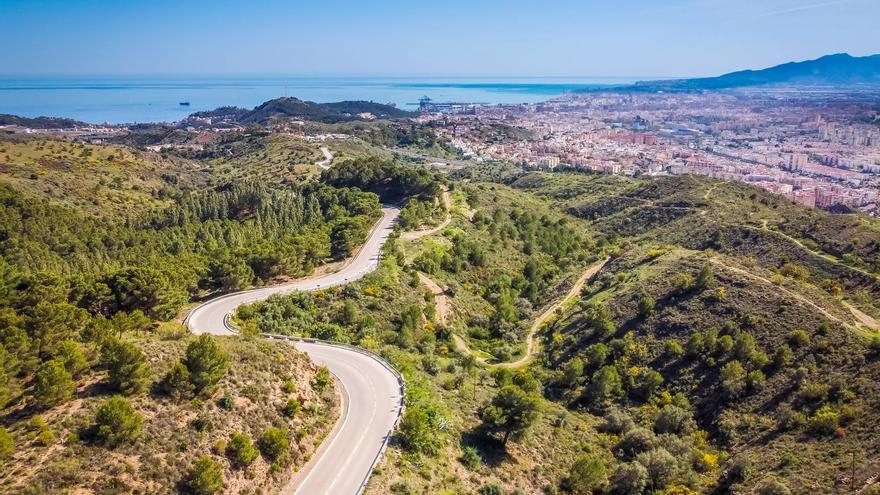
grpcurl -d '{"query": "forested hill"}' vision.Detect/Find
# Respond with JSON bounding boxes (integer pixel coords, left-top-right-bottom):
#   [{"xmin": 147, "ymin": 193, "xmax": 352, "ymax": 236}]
[{"xmin": 189, "ymin": 97, "xmax": 413, "ymax": 125}]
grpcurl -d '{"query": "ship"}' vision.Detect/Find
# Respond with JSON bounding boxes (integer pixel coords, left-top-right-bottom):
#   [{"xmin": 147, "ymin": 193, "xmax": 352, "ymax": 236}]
[{"xmin": 179, "ymin": 101, "xmax": 191, "ymax": 106}]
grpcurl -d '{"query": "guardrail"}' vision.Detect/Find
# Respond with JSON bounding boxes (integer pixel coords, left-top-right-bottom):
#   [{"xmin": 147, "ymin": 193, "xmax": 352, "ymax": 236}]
[
  {"xmin": 226, "ymin": 316, "xmax": 406, "ymax": 495},
  {"xmin": 263, "ymin": 333, "xmax": 406, "ymax": 495}
]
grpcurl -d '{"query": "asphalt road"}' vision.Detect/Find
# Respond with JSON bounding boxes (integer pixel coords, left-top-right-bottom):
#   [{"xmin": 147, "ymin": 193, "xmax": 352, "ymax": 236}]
[
  {"xmin": 186, "ymin": 206, "xmax": 399, "ymax": 337},
  {"xmin": 284, "ymin": 341, "xmax": 402, "ymax": 495},
  {"xmin": 185, "ymin": 206, "xmax": 402, "ymax": 495}
]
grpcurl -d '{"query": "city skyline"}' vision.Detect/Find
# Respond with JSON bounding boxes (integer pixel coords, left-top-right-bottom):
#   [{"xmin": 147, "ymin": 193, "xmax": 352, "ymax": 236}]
[{"xmin": 1, "ymin": 0, "xmax": 879, "ymax": 78}]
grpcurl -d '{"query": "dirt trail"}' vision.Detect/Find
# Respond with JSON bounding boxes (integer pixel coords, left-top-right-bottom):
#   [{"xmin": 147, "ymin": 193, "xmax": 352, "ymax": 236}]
[
  {"xmin": 401, "ymin": 190, "xmax": 453, "ymax": 240},
  {"xmin": 316, "ymin": 146, "xmax": 333, "ymax": 170},
  {"xmin": 417, "ymin": 272, "xmax": 451, "ymax": 326},
  {"xmin": 709, "ymin": 258, "xmax": 853, "ymax": 330},
  {"xmin": 496, "ymin": 257, "xmax": 609, "ymax": 369},
  {"xmin": 847, "ymin": 304, "xmax": 880, "ymax": 331}
]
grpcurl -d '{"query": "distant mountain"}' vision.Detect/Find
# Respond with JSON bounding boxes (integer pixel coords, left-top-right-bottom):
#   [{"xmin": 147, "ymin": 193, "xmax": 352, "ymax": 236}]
[
  {"xmin": 188, "ymin": 97, "xmax": 412, "ymax": 125},
  {"xmin": 635, "ymin": 53, "xmax": 880, "ymax": 91}
]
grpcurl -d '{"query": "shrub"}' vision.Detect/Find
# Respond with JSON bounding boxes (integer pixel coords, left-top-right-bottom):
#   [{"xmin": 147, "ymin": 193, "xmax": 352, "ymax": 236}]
[
  {"xmin": 225, "ymin": 432, "xmax": 258, "ymax": 469},
  {"xmin": 101, "ymin": 338, "xmax": 149, "ymax": 395},
  {"xmin": 611, "ymin": 462, "xmax": 649, "ymax": 495},
  {"xmin": 478, "ymin": 484, "xmax": 502, "ymax": 495},
  {"xmin": 564, "ymin": 455, "xmax": 607, "ymax": 494},
  {"xmin": 756, "ymin": 478, "xmax": 791, "ymax": 495},
  {"xmin": 789, "ymin": 329, "xmax": 811, "ymax": 346},
  {"xmin": 33, "ymin": 359, "xmax": 75, "ymax": 407},
  {"xmin": 616, "ymin": 427, "xmax": 655, "ymax": 460},
  {"xmin": 184, "ymin": 456, "xmax": 224, "ymax": 495},
  {"xmin": 636, "ymin": 448, "xmax": 677, "ymax": 489},
  {"xmin": 807, "ymin": 405, "xmax": 840, "ymax": 436},
  {"xmin": 719, "ymin": 360, "xmax": 746, "ymax": 399},
  {"xmin": 0, "ymin": 426, "xmax": 13, "ymax": 460},
  {"xmin": 773, "ymin": 345, "xmax": 794, "ymax": 368},
  {"xmin": 746, "ymin": 370, "xmax": 766, "ymax": 390},
  {"xmin": 400, "ymin": 405, "xmax": 444, "ymax": 456},
  {"xmin": 671, "ymin": 273, "xmax": 694, "ymax": 294},
  {"xmin": 654, "ymin": 405, "xmax": 694, "ymax": 435},
  {"xmin": 600, "ymin": 407, "xmax": 635, "ymax": 434},
  {"xmin": 281, "ymin": 398, "xmax": 301, "ymax": 418},
  {"xmin": 93, "ymin": 396, "xmax": 143, "ymax": 447},
  {"xmin": 727, "ymin": 456, "xmax": 751, "ymax": 483},
  {"xmin": 259, "ymin": 426, "xmax": 290, "ymax": 462},
  {"xmin": 664, "ymin": 340, "xmax": 684, "ymax": 359},
  {"xmin": 183, "ymin": 335, "xmax": 229, "ymax": 393},
  {"xmin": 313, "ymin": 366, "xmax": 331, "ymax": 391},
  {"xmin": 799, "ymin": 381, "xmax": 829, "ymax": 402},
  {"xmin": 460, "ymin": 446, "xmax": 481, "ymax": 470},
  {"xmin": 733, "ymin": 332, "xmax": 757, "ymax": 361},
  {"xmin": 638, "ymin": 295, "xmax": 656, "ymax": 317}
]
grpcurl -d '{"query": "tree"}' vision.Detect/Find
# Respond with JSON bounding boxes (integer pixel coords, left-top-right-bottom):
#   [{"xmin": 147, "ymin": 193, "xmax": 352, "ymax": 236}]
[
  {"xmin": 101, "ymin": 338, "xmax": 149, "ymax": 395},
  {"xmin": 774, "ymin": 345, "xmax": 794, "ymax": 368},
  {"xmin": 183, "ymin": 335, "xmax": 228, "ymax": 393},
  {"xmin": 184, "ymin": 456, "xmax": 224, "ymax": 495},
  {"xmin": 28, "ymin": 302, "xmax": 89, "ymax": 359},
  {"xmin": 720, "ymin": 360, "xmax": 747, "ymax": 399},
  {"xmin": 162, "ymin": 361, "xmax": 194, "ymax": 400},
  {"xmin": 0, "ymin": 426, "xmax": 13, "ymax": 460},
  {"xmin": 111, "ymin": 310, "xmax": 152, "ymax": 337},
  {"xmin": 259, "ymin": 426, "xmax": 290, "ymax": 463},
  {"xmin": 564, "ymin": 455, "xmax": 608, "ymax": 494},
  {"xmin": 590, "ymin": 365, "xmax": 624, "ymax": 402},
  {"xmin": 460, "ymin": 446, "xmax": 481, "ymax": 470},
  {"xmin": 93, "ymin": 396, "xmax": 143, "ymax": 447},
  {"xmin": 225, "ymin": 432, "xmax": 258, "ymax": 469},
  {"xmin": 481, "ymin": 385, "xmax": 542, "ymax": 445},
  {"xmin": 55, "ymin": 339, "xmax": 89, "ymax": 378},
  {"xmin": 33, "ymin": 359, "xmax": 75, "ymax": 407},
  {"xmin": 400, "ymin": 405, "xmax": 444, "ymax": 456}
]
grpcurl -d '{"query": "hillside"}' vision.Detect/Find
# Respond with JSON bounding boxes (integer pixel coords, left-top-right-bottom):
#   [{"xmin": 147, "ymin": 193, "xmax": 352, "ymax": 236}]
[
  {"xmin": 632, "ymin": 53, "xmax": 880, "ymax": 90},
  {"xmin": 0, "ymin": 334, "xmax": 336, "ymax": 495},
  {"xmin": 189, "ymin": 97, "xmax": 413, "ymax": 125},
  {"xmin": 510, "ymin": 171, "xmax": 880, "ymax": 493}
]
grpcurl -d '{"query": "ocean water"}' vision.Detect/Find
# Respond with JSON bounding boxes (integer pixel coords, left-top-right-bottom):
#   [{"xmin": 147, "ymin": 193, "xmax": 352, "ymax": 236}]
[{"xmin": 0, "ymin": 76, "xmax": 636, "ymax": 124}]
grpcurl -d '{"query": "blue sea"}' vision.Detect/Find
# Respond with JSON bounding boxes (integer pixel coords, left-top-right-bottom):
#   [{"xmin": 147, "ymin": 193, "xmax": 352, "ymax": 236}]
[{"xmin": 0, "ymin": 76, "xmax": 637, "ymax": 124}]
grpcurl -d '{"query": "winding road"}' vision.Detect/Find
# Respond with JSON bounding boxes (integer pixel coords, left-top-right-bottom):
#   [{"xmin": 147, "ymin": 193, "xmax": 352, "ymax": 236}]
[{"xmin": 186, "ymin": 207, "xmax": 403, "ymax": 495}]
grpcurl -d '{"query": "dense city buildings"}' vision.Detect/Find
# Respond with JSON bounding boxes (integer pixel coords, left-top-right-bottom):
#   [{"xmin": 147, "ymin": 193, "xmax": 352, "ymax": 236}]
[{"xmin": 419, "ymin": 89, "xmax": 880, "ymax": 215}]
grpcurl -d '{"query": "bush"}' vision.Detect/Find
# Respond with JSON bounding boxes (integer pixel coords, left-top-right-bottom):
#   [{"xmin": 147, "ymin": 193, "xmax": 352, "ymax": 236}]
[
  {"xmin": 225, "ymin": 432, "xmax": 258, "ymax": 469},
  {"xmin": 0, "ymin": 426, "xmax": 13, "ymax": 460},
  {"xmin": 564, "ymin": 455, "xmax": 608, "ymax": 494},
  {"xmin": 719, "ymin": 360, "xmax": 746, "ymax": 399},
  {"xmin": 281, "ymin": 398, "xmax": 301, "ymax": 418},
  {"xmin": 611, "ymin": 462, "xmax": 649, "ymax": 495},
  {"xmin": 313, "ymin": 366, "xmax": 331, "ymax": 391},
  {"xmin": 773, "ymin": 345, "xmax": 794, "ymax": 368},
  {"xmin": 727, "ymin": 456, "xmax": 751, "ymax": 482},
  {"xmin": 654, "ymin": 405, "xmax": 694, "ymax": 435},
  {"xmin": 616, "ymin": 427, "xmax": 655, "ymax": 460},
  {"xmin": 259, "ymin": 426, "xmax": 290, "ymax": 462},
  {"xmin": 33, "ymin": 359, "xmax": 75, "ymax": 407},
  {"xmin": 101, "ymin": 338, "xmax": 149, "ymax": 395},
  {"xmin": 807, "ymin": 405, "xmax": 840, "ymax": 436},
  {"xmin": 460, "ymin": 446, "xmax": 481, "ymax": 470},
  {"xmin": 600, "ymin": 407, "xmax": 635, "ymax": 434},
  {"xmin": 183, "ymin": 335, "xmax": 229, "ymax": 393},
  {"xmin": 184, "ymin": 456, "xmax": 224, "ymax": 495},
  {"xmin": 478, "ymin": 484, "xmax": 503, "ymax": 495},
  {"xmin": 664, "ymin": 340, "xmax": 684, "ymax": 359},
  {"xmin": 400, "ymin": 405, "xmax": 444, "ymax": 456},
  {"xmin": 746, "ymin": 370, "xmax": 766, "ymax": 390},
  {"xmin": 756, "ymin": 478, "xmax": 791, "ymax": 495},
  {"xmin": 636, "ymin": 448, "xmax": 677, "ymax": 489},
  {"xmin": 789, "ymin": 329, "xmax": 811, "ymax": 346},
  {"xmin": 638, "ymin": 295, "xmax": 656, "ymax": 317},
  {"xmin": 93, "ymin": 396, "xmax": 143, "ymax": 447}
]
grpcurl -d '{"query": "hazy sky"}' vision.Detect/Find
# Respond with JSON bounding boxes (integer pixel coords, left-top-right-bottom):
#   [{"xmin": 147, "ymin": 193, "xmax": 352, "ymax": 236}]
[{"xmin": 1, "ymin": 0, "xmax": 878, "ymax": 78}]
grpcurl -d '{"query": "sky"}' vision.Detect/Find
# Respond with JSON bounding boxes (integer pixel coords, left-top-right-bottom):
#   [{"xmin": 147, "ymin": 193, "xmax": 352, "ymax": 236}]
[{"xmin": 1, "ymin": 0, "xmax": 878, "ymax": 78}]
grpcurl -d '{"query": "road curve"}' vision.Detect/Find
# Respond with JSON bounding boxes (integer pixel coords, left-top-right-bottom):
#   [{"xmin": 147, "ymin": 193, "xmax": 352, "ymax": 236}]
[
  {"xmin": 186, "ymin": 207, "xmax": 400, "ymax": 336},
  {"xmin": 283, "ymin": 341, "xmax": 403, "ymax": 495},
  {"xmin": 185, "ymin": 206, "xmax": 403, "ymax": 495}
]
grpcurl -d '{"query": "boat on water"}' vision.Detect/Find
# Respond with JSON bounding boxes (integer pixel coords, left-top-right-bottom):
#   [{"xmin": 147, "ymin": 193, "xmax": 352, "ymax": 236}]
[{"xmin": 179, "ymin": 101, "xmax": 190, "ymax": 106}]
